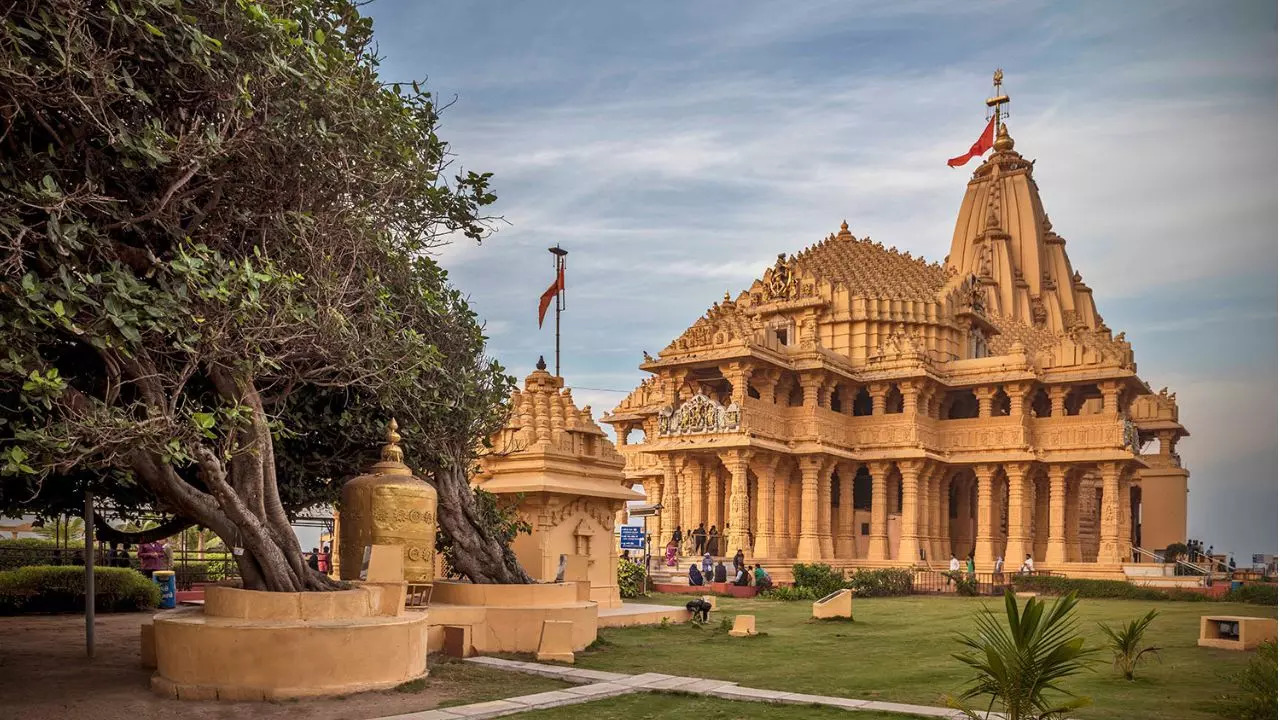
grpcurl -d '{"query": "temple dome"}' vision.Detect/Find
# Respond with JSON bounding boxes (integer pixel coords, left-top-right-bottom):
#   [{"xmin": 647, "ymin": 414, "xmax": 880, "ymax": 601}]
[{"xmin": 944, "ymin": 124, "xmax": 1102, "ymax": 334}]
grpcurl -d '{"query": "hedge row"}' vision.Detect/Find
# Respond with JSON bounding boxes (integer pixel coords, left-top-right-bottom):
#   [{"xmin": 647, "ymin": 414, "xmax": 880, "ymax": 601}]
[
  {"xmin": 0, "ymin": 565, "xmax": 161, "ymax": 614},
  {"xmin": 1009, "ymin": 575, "xmax": 1230, "ymax": 602},
  {"xmin": 1226, "ymin": 583, "xmax": 1279, "ymax": 606},
  {"xmin": 769, "ymin": 564, "xmax": 915, "ymax": 601}
]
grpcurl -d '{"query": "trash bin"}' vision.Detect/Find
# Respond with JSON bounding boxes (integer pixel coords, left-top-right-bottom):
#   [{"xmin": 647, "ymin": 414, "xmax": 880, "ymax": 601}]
[
  {"xmin": 153, "ymin": 570, "xmax": 177, "ymax": 609},
  {"xmin": 1230, "ymin": 580, "xmax": 1244, "ymax": 593}
]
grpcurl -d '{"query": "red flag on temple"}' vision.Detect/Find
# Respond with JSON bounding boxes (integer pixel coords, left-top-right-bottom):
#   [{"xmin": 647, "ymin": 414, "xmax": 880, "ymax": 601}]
[
  {"xmin": 537, "ymin": 266, "xmax": 564, "ymax": 328},
  {"xmin": 947, "ymin": 116, "xmax": 996, "ymax": 167}
]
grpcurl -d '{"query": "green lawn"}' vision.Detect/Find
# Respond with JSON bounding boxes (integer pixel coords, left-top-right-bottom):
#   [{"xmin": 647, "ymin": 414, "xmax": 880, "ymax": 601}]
[
  {"xmin": 570, "ymin": 593, "xmax": 1275, "ymax": 720},
  {"xmin": 510, "ymin": 691, "xmax": 929, "ymax": 719}
]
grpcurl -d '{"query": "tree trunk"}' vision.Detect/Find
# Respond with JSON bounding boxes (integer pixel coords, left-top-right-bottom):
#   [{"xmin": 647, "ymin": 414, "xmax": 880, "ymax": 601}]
[{"xmin": 434, "ymin": 463, "xmax": 532, "ymax": 584}]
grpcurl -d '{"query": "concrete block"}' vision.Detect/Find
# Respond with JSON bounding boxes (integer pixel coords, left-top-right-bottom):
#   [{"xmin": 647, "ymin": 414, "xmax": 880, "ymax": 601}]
[
  {"xmin": 728, "ymin": 614, "xmax": 757, "ymax": 637},
  {"xmin": 811, "ymin": 588, "xmax": 852, "ymax": 619},
  {"xmin": 702, "ymin": 595, "xmax": 717, "ymax": 610},
  {"xmin": 443, "ymin": 625, "xmax": 474, "ymax": 658},
  {"xmin": 535, "ymin": 620, "xmax": 575, "ymax": 663},
  {"xmin": 1199, "ymin": 615, "xmax": 1278, "ymax": 651},
  {"xmin": 563, "ymin": 555, "xmax": 590, "ymax": 582},
  {"xmin": 366, "ymin": 544, "xmax": 405, "ymax": 583},
  {"xmin": 140, "ymin": 621, "xmax": 157, "ymax": 669}
]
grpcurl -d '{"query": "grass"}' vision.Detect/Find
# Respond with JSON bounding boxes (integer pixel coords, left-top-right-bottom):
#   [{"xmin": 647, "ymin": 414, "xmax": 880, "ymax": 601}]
[
  {"xmin": 398, "ymin": 659, "xmax": 572, "ymax": 707},
  {"xmin": 508, "ymin": 691, "xmax": 930, "ymax": 719},
  {"xmin": 569, "ymin": 593, "xmax": 1276, "ymax": 720}
]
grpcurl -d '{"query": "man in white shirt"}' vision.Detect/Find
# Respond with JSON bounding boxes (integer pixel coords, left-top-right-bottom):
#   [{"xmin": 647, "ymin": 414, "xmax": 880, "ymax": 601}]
[
  {"xmin": 1020, "ymin": 554, "xmax": 1034, "ymax": 574},
  {"xmin": 948, "ymin": 554, "xmax": 960, "ymax": 585},
  {"xmin": 993, "ymin": 555, "xmax": 1004, "ymax": 576}
]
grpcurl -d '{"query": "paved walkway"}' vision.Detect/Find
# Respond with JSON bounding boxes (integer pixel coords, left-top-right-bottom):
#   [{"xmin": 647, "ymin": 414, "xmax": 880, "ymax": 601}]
[{"xmin": 375, "ymin": 657, "xmax": 971, "ymax": 719}]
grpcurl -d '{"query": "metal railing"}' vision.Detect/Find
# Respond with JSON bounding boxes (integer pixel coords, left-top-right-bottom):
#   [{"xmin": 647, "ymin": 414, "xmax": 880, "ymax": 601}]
[
  {"xmin": 0, "ymin": 545, "xmax": 239, "ymax": 589},
  {"xmin": 1130, "ymin": 545, "xmax": 1209, "ymax": 586}
]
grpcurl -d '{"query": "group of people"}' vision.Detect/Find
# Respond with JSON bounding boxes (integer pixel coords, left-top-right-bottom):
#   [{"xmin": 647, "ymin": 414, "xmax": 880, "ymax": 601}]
[
  {"xmin": 306, "ymin": 545, "xmax": 332, "ymax": 574},
  {"xmin": 946, "ymin": 551, "xmax": 1036, "ymax": 585},
  {"xmin": 664, "ymin": 524, "xmax": 724, "ymax": 566},
  {"xmin": 686, "ymin": 547, "xmax": 772, "ymax": 590}
]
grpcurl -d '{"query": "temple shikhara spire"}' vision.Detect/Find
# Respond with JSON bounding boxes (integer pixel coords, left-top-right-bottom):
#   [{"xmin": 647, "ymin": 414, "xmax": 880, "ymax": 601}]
[{"xmin": 603, "ymin": 71, "xmax": 1189, "ymax": 580}]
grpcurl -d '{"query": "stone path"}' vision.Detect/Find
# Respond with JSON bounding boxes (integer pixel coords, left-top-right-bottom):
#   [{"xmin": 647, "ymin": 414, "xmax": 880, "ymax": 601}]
[{"xmin": 374, "ymin": 657, "xmax": 973, "ymax": 719}]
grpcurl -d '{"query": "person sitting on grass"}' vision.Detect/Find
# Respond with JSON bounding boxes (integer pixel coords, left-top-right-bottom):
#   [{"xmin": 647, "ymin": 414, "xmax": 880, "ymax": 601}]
[
  {"xmin": 685, "ymin": 597, "xmax": 712, "ymax": 623},
  {"xmin": 753, "ymin": 563, "xmax": 772, "ymax": 590},
  {"xmin": 713, "ymin": 560, "xmax": 728, "ymax": 583},
  {"xmin": 688, "ymin": 563, "xmax": 705, "ymax": 587}
]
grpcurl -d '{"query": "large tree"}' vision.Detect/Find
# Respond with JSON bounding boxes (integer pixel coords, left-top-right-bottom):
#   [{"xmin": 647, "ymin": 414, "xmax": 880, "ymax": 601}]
[{"xmin": 0, "ymin": 0, "xmax": 533, "ymax": 589}]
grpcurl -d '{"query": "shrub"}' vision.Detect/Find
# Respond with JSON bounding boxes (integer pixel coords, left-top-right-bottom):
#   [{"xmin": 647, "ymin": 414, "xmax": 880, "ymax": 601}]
[
  {"xmin": 1226, "ymin": 583, "xmax": 1278, "ymax": 606},
  {"xmin": 1099, "ymin": 609, "xmax": 1160, "ymax": 681},
  {"xmin": 791, "ymin": 563, "xmax": 846, "ymax": 597},
  {"xmin": 848, "ymin": 568, "xmax": 914, "ymax": 597},
  {"xmin": 617, "ymin": 558, "xmax": 646, "ymax": 599},
  {"xmin": 944, "ymin": 570, "xmax": 979, "ymax": 597},
  {"xmin": 1011, "ymin": 575, "xmax": 1211, "ymax": 602},
  {"xmin": 764, "ymin": 585, "xmax": 818, "ymax": 601},
  {"xmin": 0, "ymin": 565, "xmax": 160, "ymax": 614},
  {"xmin": 0, "ymin": 538, "xmax": 81, "ymax": 570},
  {"xmin": 1233, "ymin": 641, "xmax": 1277, "ymax": 720}
]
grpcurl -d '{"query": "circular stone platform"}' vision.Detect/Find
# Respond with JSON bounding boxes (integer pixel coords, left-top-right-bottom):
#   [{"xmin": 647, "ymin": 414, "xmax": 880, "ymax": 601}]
[{"xmin": 151, "ymin": 584, "xmax": 428, "ymax": 701}]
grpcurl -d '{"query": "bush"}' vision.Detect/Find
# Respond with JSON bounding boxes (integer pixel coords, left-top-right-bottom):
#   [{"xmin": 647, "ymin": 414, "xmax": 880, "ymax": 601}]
[
  {"xmin": 848, "ymin": 568, "xmax": 914, "ymax": 597},
  {"xmin": 764, "ymin": 585, "xmax": 818, "ymax": 601},
  {"xmin": 1233, "ymin": 641, "xmax": 1277, "ymax": 720},
  {"xmin": 1226, "ymin": 583, "xmax": 1278, "ymax": 606},
  {"xmin": 944, "ymin": 570, "xmax": 979, "ymax": 597},
  {"xmin": 0, "ymin": 538, "xmax": 81, "ymax": 570},
  {"xmin": 1010, "ymin": 575, "xmax": 1209, "ymax": 602},
  {"xmin": 0, "ymin": 565, "xmax": 160, "ymax": 614},
  {"xmin": 617, "ymin": 558, "xmax": 646, "ymax": 599},
  {"xmin": 791, "ymin": 563, "xmax": 846, "ymax": 597}
]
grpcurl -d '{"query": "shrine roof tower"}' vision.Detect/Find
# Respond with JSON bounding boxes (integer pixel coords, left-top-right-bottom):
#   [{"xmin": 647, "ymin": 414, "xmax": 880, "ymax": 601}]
[{"xmin": 945, "ymin": 70, "xmax": 1101, "ymax": 335}]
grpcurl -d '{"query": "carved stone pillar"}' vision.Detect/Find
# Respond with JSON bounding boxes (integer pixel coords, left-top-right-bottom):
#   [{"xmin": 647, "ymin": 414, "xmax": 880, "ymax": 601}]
[
  {"xmin": 928, "ymin": 467, "xmax": 945, "ymax": 561},
  {"xmin": 707, "ymin": 464, "xmax": 723, "ymax": 533},
  {"xmin": 975, "ymin": 387, "xmax": 995, "ymax": 418},
  {"xmin": 1098, "ymin": 462, "xmax": 1123, "ymax": 564},
  {"xmin": 1008, "ymin": 384, "xmax": 1027, "ymax": 419},
  {"xmin": 688, "ymin": 457, "xmax": 705, "ymax": 531},
  {"xmin": 974, "ymin": 464, "xmax": 996, "ymax": 567},
  {"xmin": 773, "ymin": 467, "xmax": 790, "ymax": 556},
  {"xmin": 750, "ymin": 454, "xmax": 780, "ymax": 558},
  {"xmin": 660, "ymin": 456, "xmax": 680, "ymax": 548},
  {"xmin": 939, "ymin": 474, "xmax": 952, "ymax": 559},
  {"xmin": 797, "ymin": 455, "xmax": 825, "ymax": 561},
  {"xmin": 1100, "ymin": 380, "xmax": 1120, "ymax": 415},
  {"xmin": 868, "ymin": 461, "xmax": 890, "ymax": 560},
  {"xmin": 818, "ymin": 462, "xmax": 834, "ymax": 559},
  {"xmin": 787, "ymin": 470, "xmax": 802, "ymax": 557},
  {"xmin": 1003, "ymin": 463, "xmax": 1031, "ymax": 565},
  {"xmin": 1046, "ymin": 465, "xmax": 1068, "ymax": 565},
  {"xmin": 616, "ymin": 423, "xmax": 629, "ymax": 446},
  {"xmin": 1049, "ymin": 386, "xmax": 1067, "ymax": 417},
  {"xmin": 720, "ymin": 450, "xmax": 752, "ymax": 556},
  {"xmin": 895, "ymin": 462, "xmax": 922, "ymax": 563},
  {"xmin": 870, "ymin": 383, "xmax": 888, "ymax": 415},
  {"xmin": 901, "ymin": 382, "xmax": 921, "ymax": 416},
  {"xmin": 1065, "ymin": 474, "xmax": 1082, "ymax": 561},
  {"xmin": 836, "ymin": 463, "xmax": 855, "ymax": 558},
  {"xmin": 799, "ymin": 372, "xmax": 822, "ymax": 409}
]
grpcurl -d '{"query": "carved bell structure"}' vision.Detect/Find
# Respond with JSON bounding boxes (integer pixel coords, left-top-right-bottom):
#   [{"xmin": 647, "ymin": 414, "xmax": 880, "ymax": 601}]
[{"xmin": 339, "ymin": 419, "xmax": 438, "ymax": 583}]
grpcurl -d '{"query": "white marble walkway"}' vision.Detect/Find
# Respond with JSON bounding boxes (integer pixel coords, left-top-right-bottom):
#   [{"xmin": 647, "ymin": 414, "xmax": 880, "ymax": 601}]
[{"xmin": 374, "ymin": 656, "xmax": 974, "ymax": 720}]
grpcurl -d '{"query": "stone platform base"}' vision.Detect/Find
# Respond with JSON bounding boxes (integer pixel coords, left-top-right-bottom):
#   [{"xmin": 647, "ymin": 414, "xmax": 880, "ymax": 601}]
[
  {"xmin": 424, "ymin": 581, "xmax": 597, "ymax": 655},
  {"xmin": 598, "ymin": 603, "xmax": 691, "ymax": 628},
  {"xmin": 151, "ymin": 584, "xmax": 428, "ymax": 701}
]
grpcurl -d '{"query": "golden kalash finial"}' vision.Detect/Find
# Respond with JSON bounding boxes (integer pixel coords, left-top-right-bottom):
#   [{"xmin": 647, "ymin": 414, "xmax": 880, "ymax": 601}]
[{"xmin": 380, "ymin": 418, "xmax": 405, "ymax": 464}]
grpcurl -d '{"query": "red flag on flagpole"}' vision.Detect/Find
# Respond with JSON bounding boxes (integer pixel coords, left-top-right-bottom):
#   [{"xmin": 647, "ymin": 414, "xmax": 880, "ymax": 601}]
[
  {"xmin": 947, "ymin": 116, "xmax": 996, "ymax": 167},
  {"xmin": 538, "ymin": 266, "xmax": 564, "ymax": 328}
]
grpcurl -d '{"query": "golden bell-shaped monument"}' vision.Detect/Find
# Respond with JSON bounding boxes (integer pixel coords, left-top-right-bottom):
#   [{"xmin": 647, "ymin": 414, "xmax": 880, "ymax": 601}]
[{"xmin": 339, "ymin": 419, "xmax": 438, "ymax": 583}]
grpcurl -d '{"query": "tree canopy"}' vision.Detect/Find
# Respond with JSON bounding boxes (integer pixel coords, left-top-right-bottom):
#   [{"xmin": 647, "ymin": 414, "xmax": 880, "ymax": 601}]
[{"xmin": 0, "ymin": 0, "xmax": 531, "ymax": 589}]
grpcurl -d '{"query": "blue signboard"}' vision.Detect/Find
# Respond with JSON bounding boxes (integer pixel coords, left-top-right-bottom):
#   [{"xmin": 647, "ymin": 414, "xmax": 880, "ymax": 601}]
[{"xmin": 619, "ymin": 525, "xmax": 645, "ymax": 550}]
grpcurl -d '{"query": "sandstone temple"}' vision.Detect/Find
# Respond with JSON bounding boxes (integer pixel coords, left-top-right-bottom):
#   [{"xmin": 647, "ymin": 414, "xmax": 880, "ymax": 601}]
[{"xmin": 602, "ymin": 103, "xmax": 1189, "ymax": 580}]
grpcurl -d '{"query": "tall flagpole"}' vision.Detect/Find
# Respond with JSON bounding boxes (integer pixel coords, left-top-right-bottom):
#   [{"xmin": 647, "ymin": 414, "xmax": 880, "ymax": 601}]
[{"xmin": 549, "ymin": 245, "xmax": 568, "ymax": 377}]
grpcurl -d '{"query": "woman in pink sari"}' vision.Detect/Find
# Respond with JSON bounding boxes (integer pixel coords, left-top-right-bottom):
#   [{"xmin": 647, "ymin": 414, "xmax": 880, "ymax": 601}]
[{"xmin": 664, "ymin": 541, "xmax": 678, "ymax": 567}]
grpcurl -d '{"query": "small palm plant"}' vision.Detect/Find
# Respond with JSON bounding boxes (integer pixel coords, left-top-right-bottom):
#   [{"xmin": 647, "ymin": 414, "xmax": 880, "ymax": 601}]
[
  {"xmin": 949, "ymin": 590, "xmax": 1097, "ymax": 720},
  {"xmin": 1099, "ymin": 609, "xmax": 1161, "ymax": 681}
]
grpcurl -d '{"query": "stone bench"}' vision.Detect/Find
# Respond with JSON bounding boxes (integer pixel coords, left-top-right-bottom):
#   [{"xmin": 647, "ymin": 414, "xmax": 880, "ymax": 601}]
[{"xmin": 1198, "ymin": 615, "xmax": 1277, "ymax": 651}]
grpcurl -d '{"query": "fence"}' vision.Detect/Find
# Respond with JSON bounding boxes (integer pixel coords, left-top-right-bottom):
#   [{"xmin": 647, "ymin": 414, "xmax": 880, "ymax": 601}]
[
  {"xmin": 912, "ymin": 568, "xmax": 1061, "ymax": 596},
  {"xmin": 0, "ymin": 545, "xmax": 239, "ymax": 589}
]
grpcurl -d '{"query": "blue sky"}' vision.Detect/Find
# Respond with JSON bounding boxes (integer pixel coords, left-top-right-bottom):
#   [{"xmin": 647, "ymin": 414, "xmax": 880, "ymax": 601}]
[{"xmin": 366, "ymin": 1, "xmax": 1277, "ymax": 559}]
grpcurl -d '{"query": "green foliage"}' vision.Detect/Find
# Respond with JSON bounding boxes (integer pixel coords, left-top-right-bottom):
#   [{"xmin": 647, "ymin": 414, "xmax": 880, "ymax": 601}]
[
  {"xmin": 1010, "ymin": 575, "xmax": 1209, "ymax": 601},
  {"xmin": 949, "ymin": 591, "xmax": 1097, "ymax": 720},
  {"xmin": 791, "ymin": 563, "xmax": 846, "ymax": 597},
  {"xmin": 0, "ymin": 0, "xmax": 520, "ymax": 588},
  {"xmin": 1225, "ymin": 583, "xmax": 1278, "ymax": 606},
  {"xmin": 847, "ymin": 568, "xmax": 914, "ymax": 597},
  {"xmin": 0, "ymin": 538, "xmax": 80, "ymax": 570},
  {"xmin": 0, "ymin": 565, "xmax": 160, "ymax": 614},
  {"xmin": 1232, "ymin": 641, "xmax": 1277, "ymax": 720},
  {"xmin": 945, "ymin": 570, "xmax": 979, "ymax": 597},
  {"xmin": 617, "ymin": 557, "xmax": 647, "ymax": 599},
  {"xmin": 1098, "ymin": 609, "xmax": 1160, "ymax": 681},
  {"xmin": 32, "ymin": 517, "xmax": 84, "ymax": 544},
  {"xmin": 764, "ymin": 585, "xmax": 818, "ymax": 601}
]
